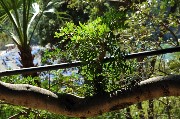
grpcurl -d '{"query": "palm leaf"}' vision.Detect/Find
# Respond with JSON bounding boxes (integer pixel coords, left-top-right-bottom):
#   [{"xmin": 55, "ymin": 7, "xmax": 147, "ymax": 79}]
[
  {"xmin": 27, "ymin": 2, "xmax": 40, "ymax": 44},
  {"xmin": 0, "ymin": 0, "xmax": 60, "ymax": 47},
  {"xmin": 0, "ymin": 0, "xmax": 24, "ymax": 45}
]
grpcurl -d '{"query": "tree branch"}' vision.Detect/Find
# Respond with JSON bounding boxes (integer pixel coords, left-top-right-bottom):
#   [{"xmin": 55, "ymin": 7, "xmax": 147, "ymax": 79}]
[{"xmin": 0, "ymin": 75, "xmax": 180, "ymax": 118}]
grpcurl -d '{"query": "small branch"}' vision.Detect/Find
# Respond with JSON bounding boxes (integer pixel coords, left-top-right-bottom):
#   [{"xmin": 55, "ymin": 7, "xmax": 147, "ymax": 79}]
[
  {"xmin": 160, "ymin": 22, "xmax": 179, "ymax": 46},
  {"xmin": 141, "ymin": 11, "xmax": 179, "ymax": 46},
  {"xmin": 8, "ymin": 111, "xmax": 28, "ymax": 119},
  {"xmin": 0, "ymin": 75, "xmax": 179, "ymax": 117}
]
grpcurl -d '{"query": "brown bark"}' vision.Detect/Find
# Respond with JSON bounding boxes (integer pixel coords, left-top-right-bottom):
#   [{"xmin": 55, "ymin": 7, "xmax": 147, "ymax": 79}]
[
  {"xmin": 18, "ymin": 45, "xmax": 40, "ymax": 86},
  {"xmin": 136, "ymin": 57, "xmax": 145, "ymax": 119},
  {"xmin": 137, "ymin": 102, "xmax": 145, "ymax": 119},
  {"xmin": 18, "ymin": 46, "xmax": 35, "ymax": 69},
  {"xmin": 126, "ymin": 107, "xmax": 132, "ymax": 119},
  {"xmin": 0, "ymin": 75, "xmax": 180, "ymax": 118},
  {"xmin": 148, "ymin": 100, "xmax": 154, "ymax": 119},
  {"xmin": 18, "ymin": 46, "xmax": 36, "ymax": 77}
]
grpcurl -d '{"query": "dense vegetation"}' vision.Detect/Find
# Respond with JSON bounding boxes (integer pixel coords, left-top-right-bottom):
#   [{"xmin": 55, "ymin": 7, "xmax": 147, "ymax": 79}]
[{"xmin": 0, "ymin": 0, "xmax": 180, "ymax": 118}]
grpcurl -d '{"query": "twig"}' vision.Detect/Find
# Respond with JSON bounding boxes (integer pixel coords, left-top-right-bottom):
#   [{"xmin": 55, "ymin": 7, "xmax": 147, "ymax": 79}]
[{"xmin": 8, "ymin": 111, "xmax": 27, "ymax": 119}]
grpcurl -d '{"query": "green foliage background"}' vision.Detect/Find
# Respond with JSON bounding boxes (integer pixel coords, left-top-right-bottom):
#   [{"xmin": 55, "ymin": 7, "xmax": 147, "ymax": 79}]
[{"xmin": 0, "ymin": 0, "xmax": 180, "ymax": 118}]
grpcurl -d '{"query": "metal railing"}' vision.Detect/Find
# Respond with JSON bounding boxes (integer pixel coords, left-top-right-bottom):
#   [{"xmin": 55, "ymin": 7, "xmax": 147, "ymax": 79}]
[{"xmin": 0, "ymin": 46, "xmax": 179, "ymax": 77}]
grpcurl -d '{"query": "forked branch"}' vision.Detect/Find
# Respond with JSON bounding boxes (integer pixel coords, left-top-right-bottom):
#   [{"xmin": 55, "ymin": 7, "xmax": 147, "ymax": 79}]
[{"xmin": 0, "ymin": 75, "xmax": 180, "ymax": 117}]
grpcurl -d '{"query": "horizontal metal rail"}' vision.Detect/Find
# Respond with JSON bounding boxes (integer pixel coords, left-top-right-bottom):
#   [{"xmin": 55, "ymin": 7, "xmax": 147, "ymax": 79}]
[{"xmin": 0, "ymin": 46, "xmax": 180, "ymax": 77}]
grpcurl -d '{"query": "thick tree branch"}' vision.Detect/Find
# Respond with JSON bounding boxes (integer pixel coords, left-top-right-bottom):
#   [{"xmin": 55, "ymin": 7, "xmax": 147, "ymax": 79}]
[{"xmin": 0, "ymin": 75, "xmax": 180, "ymax": 117}]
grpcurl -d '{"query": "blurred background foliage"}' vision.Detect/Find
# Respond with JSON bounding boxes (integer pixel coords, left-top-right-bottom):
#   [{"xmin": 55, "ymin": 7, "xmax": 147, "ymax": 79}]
[{"xmin": 0, "ymin": 0, "xmax": 180, "ymax": 118}]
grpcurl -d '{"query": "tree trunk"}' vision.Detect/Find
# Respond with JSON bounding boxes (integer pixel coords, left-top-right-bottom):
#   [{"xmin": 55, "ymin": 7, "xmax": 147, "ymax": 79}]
[
  {"xmin": 126, "ymin": 107, "xmax": 132, "ymax": 119},
  {"xmin": 94, "ymin": 43, "xmax": 106, "ymax": 94},
  {"xmin": 136, "ymin": 56, "xmax": 145, "ymax": 119},
  {"xmin": 148, "ymin": 58, "xmax": 156, "ymax": 119},
  {"xmin": 148, "ymin": 100, "xmax": 154, "ymax": 119},
  {"xmin": 18, "ymin": 45, "xmax": 40, "ymax": 86},
  {"xmin": 166, "ymin": 98, "xmax": 171, "ymax": 119},
  {"xmin": 18, "ymin": 46, "xmax": 35, "ymax": 69},
  {"xmin": 137, "ymin": 102, "xmax": 145, "ymax": 119}
]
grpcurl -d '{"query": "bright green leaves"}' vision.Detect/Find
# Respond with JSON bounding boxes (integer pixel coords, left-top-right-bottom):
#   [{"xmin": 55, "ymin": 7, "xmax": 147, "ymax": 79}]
[
  {"xmin": 54, "ymin": 17, "xmax": 111, "ymax": 62},
  {"xmin": 55, "ymin": 22, "xmax": 75, "ymax": 38},
  {"xmin": 52, "ymin": 0, "xmax": 180, "ymax": 94},
  {"xmin": 55, "ymin": 17, "xmax": 110, "ymax": 43},
  {"xmin": 54, "ymin": 12, "xmax": 135, "ymax": 92},
  {"xmin": 102, "ymin": 8, "xmax": 127, "ymax": 30},
  {"xmin": 76, "ymin": 17, "xmax": 110, "ymax": 40}
]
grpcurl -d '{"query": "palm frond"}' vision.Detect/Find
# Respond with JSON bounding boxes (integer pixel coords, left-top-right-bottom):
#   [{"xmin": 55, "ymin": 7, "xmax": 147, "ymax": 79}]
[{"xmin": 0, "ymin": 0, "xmax": 24, "ymax": 45}]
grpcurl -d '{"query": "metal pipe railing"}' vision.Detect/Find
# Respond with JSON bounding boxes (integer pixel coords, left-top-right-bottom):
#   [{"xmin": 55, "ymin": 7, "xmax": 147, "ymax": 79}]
[{"xmin": 0, "ymin": 46, "xmax": 180, "ymax": 77}]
